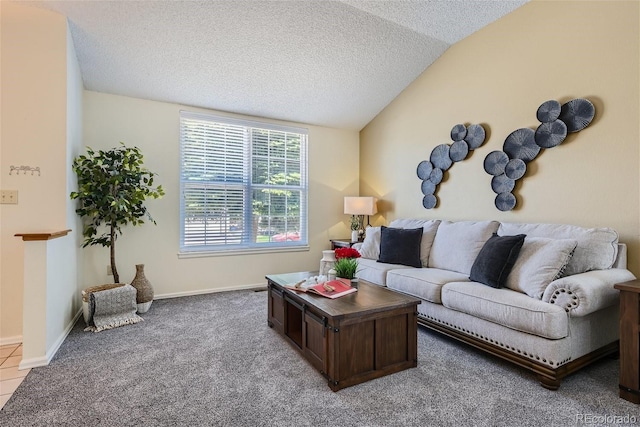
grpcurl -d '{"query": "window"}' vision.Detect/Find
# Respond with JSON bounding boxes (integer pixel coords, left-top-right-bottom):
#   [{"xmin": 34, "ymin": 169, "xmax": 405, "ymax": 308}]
[{"xmin": 179, "ymin": 111, "xmax": 308, "ymax": 254}]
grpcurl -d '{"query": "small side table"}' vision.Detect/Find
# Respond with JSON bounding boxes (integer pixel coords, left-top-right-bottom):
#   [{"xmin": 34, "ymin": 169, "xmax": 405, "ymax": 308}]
[
  {"xmin": 614, "ymin": 279, "xmax": 640, "ymax": 404},
  {"xmin": 330, "ymin": 239, "xmax": 359, "ymax": 250}
]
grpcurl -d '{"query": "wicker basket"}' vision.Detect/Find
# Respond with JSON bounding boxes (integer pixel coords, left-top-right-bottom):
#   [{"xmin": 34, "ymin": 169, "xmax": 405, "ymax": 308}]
[{"xmin": 82, "ymin": 283, "xmax": 125, "ymax": 323}]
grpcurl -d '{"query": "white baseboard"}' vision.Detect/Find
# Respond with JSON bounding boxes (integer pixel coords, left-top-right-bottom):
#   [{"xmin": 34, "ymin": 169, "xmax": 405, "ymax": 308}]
[
  {"xmin": 155, "ymin": 282, "xmax": 267, "ymax": 300},
  {"xmin": 18, "ymin": 308, "xmax": 82, "ymax": 371},
  {"xmin": 0, "ymin": 335, "xmax": 23, "ymax": 346},
  {"xmin": 18, "ymin": 355, "xmax": 49, "ymax": 370}
]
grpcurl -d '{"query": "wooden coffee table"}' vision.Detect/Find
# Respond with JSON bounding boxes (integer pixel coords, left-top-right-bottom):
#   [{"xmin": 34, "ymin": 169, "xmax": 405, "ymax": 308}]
[{"xmin": 266, "ymin": 271, "xmax": 420, "ymax": 391}]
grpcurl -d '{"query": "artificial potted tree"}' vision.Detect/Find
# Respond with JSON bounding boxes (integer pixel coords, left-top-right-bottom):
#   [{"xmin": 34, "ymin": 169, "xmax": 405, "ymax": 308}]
[{"xmin": 71, "ymin": 143, "xmax": 164, "ymax": 313}]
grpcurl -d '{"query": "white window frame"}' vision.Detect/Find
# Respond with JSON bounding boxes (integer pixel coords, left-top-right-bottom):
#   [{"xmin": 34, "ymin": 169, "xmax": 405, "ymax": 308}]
[{"xmin": 179, "ymin": 111, "xmax": 309, "ymax": 257}]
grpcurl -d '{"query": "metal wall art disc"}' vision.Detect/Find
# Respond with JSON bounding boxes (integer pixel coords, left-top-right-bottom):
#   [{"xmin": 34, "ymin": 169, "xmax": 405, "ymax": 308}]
[
  {"xmin": 503, "ymin": 128, "xmax": 540, "ymax": 163},
  {"xmin": 504, "ymin": 158, "xmax": 526, "ymax": 180},
  {"xmin": 534, "ymin": 120, "xmax": 567, "ymax": 148},
  {"xmin": 484, "ymin": 150, "xmax": 509, "ymax": 176},
  {"xmin": 430, "ymin": 144, "xmax": 453, "ymax": 170},
  {"xmin": 491, "ymin": 174, "xmax": 515, "ymax": 194},
  {"xmin": 416, "ymin": 160, "xmax": 433, "ymax": 180},
  {"xmin": 450, "ymin": 124, "xmax": 467, "ymax": 142},
  {"xmin": 464, "ymin": 124, "xmax": 486, "ymax": 150},
  {"xmin": 495, "ymin": 192, "xmax": 516, "ymax": 211},
  {"xmin": 421, "ymin": 179, "xmax": 436, "ymax": 195},
  {"xmin": 559, "ymin": 98, "xmax": 595, "ymax": 132},
  {"xmin": 536, "ymin": 100, "xmax": 561, "ymax": 123},
  {"xmin": 423, "ymin": 194, "xmax": 437, "ymax": 209},
  {"xmin": 449, "ymin": 140, "xmax": 469, "ymax": 162},
  {"xmin": 429, "ymin": 168, "xmax": 443, "ymax": 185}
]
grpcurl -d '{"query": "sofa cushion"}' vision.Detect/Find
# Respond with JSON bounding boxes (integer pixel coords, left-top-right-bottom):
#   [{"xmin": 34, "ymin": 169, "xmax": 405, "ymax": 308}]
[
  {"xmin": 470, "ymin": 233, "xmax": 526, "ymax": 288},
  {"xmin": 378, "ymin": 226, "xmax": 423, "ymax": 268},
  {"xmin": 428, "ymin": 220, "xmax": 500, "ymax": 275},
  {"xmin": 359, "ymin": 226, "xmax": 381, "ymax": 260},
  {"xmin": 389, "ymin": 219, "xmax": 441, "ymax": 267},
  {"xmin": 356, "ymin": 258, "xmax": 414, "ymax": 286},
  {"xmin": 387, "ymin": 268, "xmax": 470, "ymax": 304},
  {"xmin": 441, "ymin": 282, "xmax": 569, "ymax": 339},
  {"xmin": 499, "ymin": 222, "xmax": 618, "ymax": 276},
  {"xmin": 505, "ymin": 237, "xmax": 577, "ymax": 299}
]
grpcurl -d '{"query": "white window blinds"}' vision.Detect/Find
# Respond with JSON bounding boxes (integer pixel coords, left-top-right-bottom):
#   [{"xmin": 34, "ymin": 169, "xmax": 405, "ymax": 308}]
[{"xmin": 180, "ymin": 111, "xmax": 308, "ymax": 253}]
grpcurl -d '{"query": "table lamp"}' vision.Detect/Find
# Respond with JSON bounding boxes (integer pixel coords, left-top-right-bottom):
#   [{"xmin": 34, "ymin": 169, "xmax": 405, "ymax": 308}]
[{"xmin": 344, "ymin": 196, "xmax": 378, "ymax": 241}]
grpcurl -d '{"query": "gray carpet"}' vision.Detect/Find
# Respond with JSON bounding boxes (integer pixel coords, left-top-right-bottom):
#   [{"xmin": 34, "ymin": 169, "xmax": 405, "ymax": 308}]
[{"xmin": 1, "ymin": 289, "xmax": 638, "ymax": 426}]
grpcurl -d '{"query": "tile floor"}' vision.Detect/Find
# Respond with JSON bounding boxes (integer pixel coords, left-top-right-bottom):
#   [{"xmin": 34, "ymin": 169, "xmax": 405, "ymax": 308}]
[{"xmin": 0, "ymin": 344, "xmax": 29, "ymax": 410}]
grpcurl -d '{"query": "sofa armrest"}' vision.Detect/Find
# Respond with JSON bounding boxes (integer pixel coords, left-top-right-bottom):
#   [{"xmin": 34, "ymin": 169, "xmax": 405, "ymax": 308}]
[{"xmin": 541, "ymin": 269, "xmax": 636, "ymax": 316}]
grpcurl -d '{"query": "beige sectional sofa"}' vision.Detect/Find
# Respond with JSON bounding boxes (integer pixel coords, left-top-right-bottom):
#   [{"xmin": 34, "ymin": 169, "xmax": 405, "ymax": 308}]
[{"xmin": 354, "ymin": 219, "xmax": 635, "ymax": 389}]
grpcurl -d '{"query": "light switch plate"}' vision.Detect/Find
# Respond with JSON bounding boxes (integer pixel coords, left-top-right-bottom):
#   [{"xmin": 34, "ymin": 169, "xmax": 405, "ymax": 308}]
[{"xmin": 1, "ymin": 190, "xmax": 18, "ymax": 204}]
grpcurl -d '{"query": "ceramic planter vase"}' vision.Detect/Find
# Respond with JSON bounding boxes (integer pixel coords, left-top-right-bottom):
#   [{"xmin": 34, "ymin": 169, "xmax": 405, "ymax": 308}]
[
  {"xmin": 130, "ymin": 264, "xmax": 154, "ymax": 313},
  {"xmin": 319, "ymin": 250, "xmax": 336, "ymax": 277}
]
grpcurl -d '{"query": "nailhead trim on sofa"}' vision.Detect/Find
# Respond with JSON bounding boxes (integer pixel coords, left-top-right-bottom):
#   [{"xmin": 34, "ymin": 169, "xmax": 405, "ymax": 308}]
[
  {"xmin": 421, "ymin": 314, "xmax": 571, "ymax": 366},
  {"xmin": 549, "ymin": 289, "xmax": 579, "ymax": 312}
]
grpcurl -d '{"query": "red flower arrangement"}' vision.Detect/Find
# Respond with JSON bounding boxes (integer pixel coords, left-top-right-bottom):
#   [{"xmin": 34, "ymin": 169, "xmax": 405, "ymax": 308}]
[{"xmin": 335, "ymin": 247, "xmax": 361, "ymax": 260}]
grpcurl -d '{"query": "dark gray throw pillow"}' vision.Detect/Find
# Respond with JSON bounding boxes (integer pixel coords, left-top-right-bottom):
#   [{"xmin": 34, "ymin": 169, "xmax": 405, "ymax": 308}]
[
  {"xmin": 470, "ymin": 233, "xmax": 526, "ymax": 288},
  {"xmin": 377, "ymin": 226, "xmax": 423, "ymax": 268}
]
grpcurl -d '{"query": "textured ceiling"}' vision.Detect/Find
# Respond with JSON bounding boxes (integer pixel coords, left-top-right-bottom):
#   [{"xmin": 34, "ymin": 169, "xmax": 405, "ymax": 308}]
[{"xmin": 17, "ymin": 0, "xmax": 528, "ymax": 130}]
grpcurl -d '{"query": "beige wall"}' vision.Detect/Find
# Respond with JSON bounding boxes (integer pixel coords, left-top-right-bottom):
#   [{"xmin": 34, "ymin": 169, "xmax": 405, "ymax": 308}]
[
  {"xmin": 360, "ymin": 0, "xmax": 640, "ymax": 275},
  {"xmin": 82, "ymin": 91, "xmax": 359, "ymax": 295},
  {"xmin": 0, "ymin": 3, "xmax": 78, "ymax": 342}
]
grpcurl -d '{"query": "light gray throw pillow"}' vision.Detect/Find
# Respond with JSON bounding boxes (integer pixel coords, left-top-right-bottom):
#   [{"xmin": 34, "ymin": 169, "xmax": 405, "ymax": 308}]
[
  {"xmin": 428, "ymin": 220, "xmax": 499, "ymax": 274},
  {"xmin": 359, "ymin": 226, "xmax": 381, "ymax": 260},
  {"xmin": 505, "ymin": 236, "xmax": 578, "ymax": 299},
  {"xmin": 498, "ymin": 222, "xmax": 618, "ymax": 276}
]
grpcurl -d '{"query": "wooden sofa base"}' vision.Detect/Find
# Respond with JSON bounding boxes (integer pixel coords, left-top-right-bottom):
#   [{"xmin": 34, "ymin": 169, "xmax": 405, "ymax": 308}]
[{"xmin": 417, "ymin": 315, "xmax": 619, "ymax": 390}]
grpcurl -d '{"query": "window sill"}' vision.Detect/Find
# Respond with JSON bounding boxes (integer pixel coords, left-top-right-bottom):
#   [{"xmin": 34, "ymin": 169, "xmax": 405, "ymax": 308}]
[{"xmin": 178, "ymin": 245, "xmax": 310, "ymax": 259}]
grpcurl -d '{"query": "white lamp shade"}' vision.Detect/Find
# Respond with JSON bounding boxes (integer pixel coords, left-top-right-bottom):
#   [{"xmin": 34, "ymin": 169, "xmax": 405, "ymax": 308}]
[{"xmin": 344, "ymin": 197, "xmax": 378, "ymax": 215}]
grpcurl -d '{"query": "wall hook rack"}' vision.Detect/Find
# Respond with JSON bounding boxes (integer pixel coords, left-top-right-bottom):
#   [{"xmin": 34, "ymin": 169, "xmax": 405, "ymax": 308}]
[{"xmin": 9, "ymin": 165, "xmax": 40, "ymax": 176}]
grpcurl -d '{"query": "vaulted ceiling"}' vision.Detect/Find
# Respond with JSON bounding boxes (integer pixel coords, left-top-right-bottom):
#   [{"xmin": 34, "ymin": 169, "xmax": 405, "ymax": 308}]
[{"xmin": 19, "ymin": 0, "xmax": 528, "ymax": 130}]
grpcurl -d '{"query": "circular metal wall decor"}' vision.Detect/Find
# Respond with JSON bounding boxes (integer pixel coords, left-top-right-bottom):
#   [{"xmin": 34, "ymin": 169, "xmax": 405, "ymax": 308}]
[
  {"xmin": 491, "ymin": 174, "xmax": 515, "ymax": 194},
  {"xmin": 416, "ymin": 160, "xmax": 433, "ymax": 180},
  {"xmin": 421, "ymin": 179, "xmax": 436, "ymax": 195},
  {"xmin": 429, "ymin": 168, "xmax": 443, "ymax": 185},
  {"xmin": 430, "ymin": 144, "xmax": 453, "ymax": 170},
  {"xmin": 495, "ymin": 192, "xmax": 516, "ymax": 212},
  {"xmin": 504, "ymin": 158, "xmax": 526, "ymax": 180},
  {"xmin": 503, "ymin": 128, "xmax": 540, "ymax": 163},
  {"xmin": 450, "ymin": 124, "xmax": 467, "ymax": 142},
  {"xmin": 482, "ymin": 98, "xmax": 595, "ymax": 212},
  {"xmin": 484, "ymin": 150, "xmax": 509, "ymax": 176},
  {"xmin": 536, "ymin": 100, "xmax": 561, "ymax": 123},
  {"xmin": 559, "ymin": 98, "xmax": 595, "ymax": 132},
  {"xmin": 464, "ymin": 124, "xmax": 486, "ymax": 150},
  {"xmin": 534, "ymin": 119, "xmax": 567, "ymax": 149},
  {"xmin": 417, "ymin": 123, "xmax": 487, "ymax": 210},
  {"xmin": 423, "ymin": 194, "xmax": 437, "ymax": 209},
  {"xmin": 449, "ymin": 140, "xmax": 469, "ymax": 162}
]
